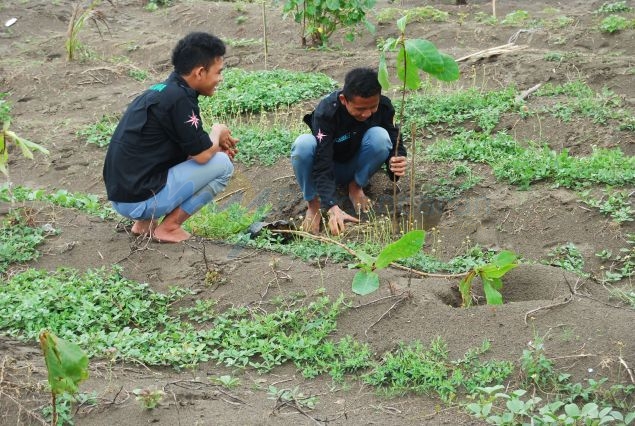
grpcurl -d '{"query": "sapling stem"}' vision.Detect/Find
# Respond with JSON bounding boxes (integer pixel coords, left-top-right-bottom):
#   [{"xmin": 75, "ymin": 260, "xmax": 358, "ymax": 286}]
[
  {"xmin": 393, "ymin": 34, "xmax": 408, "ymax": 229},
  {"xmin": 262, "ymin": 1, "xmax": 268, "ymax": 69},
  {"xmin": 408, "ymin": 122, "xmax": 417, "ymax": 231}
]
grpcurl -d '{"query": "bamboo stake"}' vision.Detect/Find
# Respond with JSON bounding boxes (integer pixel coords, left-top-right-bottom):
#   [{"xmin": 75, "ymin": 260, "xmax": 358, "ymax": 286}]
[
  {"xmin": 408, "ymin": 122, "xmax": 416, "ymax": 231},
  {"xmin": 262, "ymin": 1, "xmax": 268, "ymax": 69}
]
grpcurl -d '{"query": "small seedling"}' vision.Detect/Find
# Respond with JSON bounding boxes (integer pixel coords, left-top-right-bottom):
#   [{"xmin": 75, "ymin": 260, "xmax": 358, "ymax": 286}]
[
  {"xmin": 211, "ymin": 375, "xmax": 241, "ymax": 389},
  {"xmin": 133, "ymin": 387, "xmax": 165, "ymax": 409},
  {"xmin": 459, "ymin": 250, "xmax": 518, "ymax": 306},
  {"xmin": 1, "ymin": 94, "xmax": 49, "ymax": 176},
  {"xmin": 39, "ymin": 330, "xmax": 89, "ymax": 426}
]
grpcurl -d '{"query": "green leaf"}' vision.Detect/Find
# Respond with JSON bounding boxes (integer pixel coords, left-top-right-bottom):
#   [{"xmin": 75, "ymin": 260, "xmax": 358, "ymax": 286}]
[
  {"xmin": 378, "ymin": 54, "xmax": 390, "ymax": 90},
  {"xmin": 352, "ymin": 270, "xmax": 380, "ymax": 295},
  {"xmin": 506, "ymin": 398, "xmax": 524, "ymax": 413},
  {"xmin": 396, "ymin": 15, "xmax": 408, "ymax": 33},
  {"xmin": 405, "ymin": 39, "xmax": 444, "ymax": 75},
  {"xmin": 355, "ymin": 249, "xmax": 376, "ymax": 267},
  {"xmin": 326, "ymin": 0, "xmax": 340, "ymax": 11},
  {"xmin": 482, "ymin": 277, "xmax": 503, "ymax": 305},
  {"xmin": 564, "ymin": 403, "xmax": 580, "ymax": 418},
  {"xmin": 375, "ymin": 230, "xmax": 425, "ymax": 270},
  {"xmin": 396, "ymin": 46, "xmax": 421, "ymax": 90},
  {"xmin": 492, "ymin": 250, "xmax": 518, "ymax": 267},
  {"xmin": 39, "ymin": 330, "xmax": 89, "ymax": 396},
  {"xmin": 436, "ymin": 53, "xmax": 460, "ymax": 82}
]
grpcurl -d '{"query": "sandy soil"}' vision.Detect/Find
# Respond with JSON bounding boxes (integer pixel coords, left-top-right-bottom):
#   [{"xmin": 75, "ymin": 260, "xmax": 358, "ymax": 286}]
[{"xmin": 0, "ymin": 0, "xmax": 634, "ymax": 424}]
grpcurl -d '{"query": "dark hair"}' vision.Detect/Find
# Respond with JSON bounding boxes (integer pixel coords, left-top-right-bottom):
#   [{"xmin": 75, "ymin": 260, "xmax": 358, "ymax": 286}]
[
  {"xmin": 342, "ymin": 67, "xmax": 381, "ymax": 99},
  {"xmin": 171, "ymin": 32, "xmax": 226, "ymax": 75}
]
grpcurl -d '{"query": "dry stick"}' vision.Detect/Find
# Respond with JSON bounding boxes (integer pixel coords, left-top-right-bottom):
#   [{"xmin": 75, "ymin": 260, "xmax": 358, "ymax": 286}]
[
  {"xmin": 492, "ymin": 0, "xmax": 496, "ymax": 19},
  {"xmin": 215, "ymin": 187, "xmax": 246, "ymax": 203},
  {"xmin": 364, "ymin": 293, "xmax": 410, "ymax": 336},
  {"xmin": 455, "ymin": 43, "xmax": 527, "ymax": 63},
  {"xmin": 270, "ymin": 229, "xmax": 468, "ymax": 278},
  {"xmin": 515, "ymin": 83, "xmax": 543, "ymax": 103},
  {"xmin": 262, "ymin": 0, "xmax": 268, "ymax": 69},
  {"xmin": 523, "ymin": 296, "xmax": 572, "ymax": 325},
  {"xmin": 619, "ymin": 357, "xmax": 635, "ymax": 384}
]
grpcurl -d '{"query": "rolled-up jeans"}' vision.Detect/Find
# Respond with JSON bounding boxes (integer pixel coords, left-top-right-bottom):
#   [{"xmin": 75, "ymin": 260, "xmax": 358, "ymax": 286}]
[
  {"xmin": 111, "ymin": 152, "xmax": 234, "ymax": 220},
  {"xmin": 290, "ymin": 126, "xmax": 392, "ymax": 202}
]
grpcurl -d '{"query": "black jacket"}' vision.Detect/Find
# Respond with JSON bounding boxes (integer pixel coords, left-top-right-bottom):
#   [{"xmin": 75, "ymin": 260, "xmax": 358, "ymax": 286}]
[{"xmin": 103, "ymin": 73, "xmax": 212, "ymax": 202}]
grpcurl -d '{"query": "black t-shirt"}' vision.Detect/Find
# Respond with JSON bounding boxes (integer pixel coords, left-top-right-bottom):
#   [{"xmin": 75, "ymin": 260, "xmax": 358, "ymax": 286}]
[
  {"xmin": 103, "ymin": 72, "xmax": 212, "ymax": 203},
  {"xmin": 303, "ymin": 91, "xmax": 407, "ymax": 209}
]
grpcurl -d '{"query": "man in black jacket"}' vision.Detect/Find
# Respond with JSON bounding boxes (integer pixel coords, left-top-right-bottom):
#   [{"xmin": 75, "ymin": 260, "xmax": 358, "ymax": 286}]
[
  {"xmin": 291, "ymin": 67, "xmax": 407, "ymax": 235},
  {"xmin": 103, "ymin": 32, "xmax": 238, "ymax": 243}
]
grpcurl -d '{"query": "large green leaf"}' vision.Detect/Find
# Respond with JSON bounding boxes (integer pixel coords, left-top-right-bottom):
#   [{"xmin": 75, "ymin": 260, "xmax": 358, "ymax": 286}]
[
  {"xmin": 375, "ymin": 230, "xmax": 425, "ymax": 270},
  {"xmin": 436, "ymin": 53, "xmax": 460, "ymax": 82},
  {"xmin": 352, "ymin": 270, "xmax": 380, "ymax": 295},
  {"xmin": 405, "ymin": 39, "xmax": 444, "ymax": 75},
  {"xmin": 482, "ymin": 276, "xmax": 503, "ymax": 305},
  {"xmin": 396, "ymin": 46, "xmax": 421, "ymax": 90},
  {"xmin": 39, "ymin": 330, "xmax": 89, "ymax": 395},
  {"xmin": 479, "ymin": 251, "xmax": 518, "ymax": 278},
  {"xmin": 378, "ymin": 54, "xmax": 390, "ymax": 90}
]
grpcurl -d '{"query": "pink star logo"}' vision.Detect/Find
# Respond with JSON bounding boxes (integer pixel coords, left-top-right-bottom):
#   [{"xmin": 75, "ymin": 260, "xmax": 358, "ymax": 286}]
[
  {"xmin": 316, "ymin": 129, "xmax": 326, "ymax": 143},
  {"xmin": 185, "ymin": 111, "xmax": 200, "ymax": 129}
]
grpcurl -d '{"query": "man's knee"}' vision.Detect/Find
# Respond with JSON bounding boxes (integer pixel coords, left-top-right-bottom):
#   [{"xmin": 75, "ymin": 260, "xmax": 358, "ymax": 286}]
[
  {"xmin": 216, "ymin": 152, "xmax": 234, "ymax": 182},
  {"xmin": 291, "ymin": 134, "xmax": 317, "ymax": 160},
  {"xmin": 364, "ymin": 127, "xmax": 392, "ymax": 155}
]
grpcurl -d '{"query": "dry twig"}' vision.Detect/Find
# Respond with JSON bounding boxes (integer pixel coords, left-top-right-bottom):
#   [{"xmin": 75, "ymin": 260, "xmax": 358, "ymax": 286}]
[{"xmin": 523, "ymin": 296, "xmax": 572, "ymax": 325}]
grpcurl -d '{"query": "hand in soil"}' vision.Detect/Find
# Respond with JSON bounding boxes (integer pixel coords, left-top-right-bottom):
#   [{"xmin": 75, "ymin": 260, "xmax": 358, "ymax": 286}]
[{"xmin": 327, "ymin": 205, "xmax": 359, "ymax": 236}]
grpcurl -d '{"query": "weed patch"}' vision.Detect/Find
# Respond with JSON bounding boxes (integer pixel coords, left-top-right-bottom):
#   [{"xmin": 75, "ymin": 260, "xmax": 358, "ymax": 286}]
[{"xmin": 0, "ymin": 210, "xmax": 49, "ymax": 274}]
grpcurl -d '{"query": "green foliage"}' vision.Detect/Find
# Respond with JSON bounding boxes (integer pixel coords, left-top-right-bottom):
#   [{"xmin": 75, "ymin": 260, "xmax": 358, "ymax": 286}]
[
  {"xmin": 459, "ymin": 251, "xmax": 518, "ymax": 306},
  {"xmin": 268, "ymin": 385, "xmax": 318, "ymax": 409},
  {"xmin": 501, "ymin": 10, "xmax": 530, "ymax": 26},
  {"xmin": 39, "ymin": 331, "xmax": 89, "ymax": 426},
  {"xmin": 597, "ymin": 1, "xmax": 633, "ymax": 14},
  {"xmin": 199, "ymin": 68, "xmax": 336, "ymax": 116},
  {"xmin": 76, "ymin": 114, "xmax": 119, "ymax": 148},
  {"xmin": 232, "ymin": 123, "xmax": 301, "ymax": 166},
  {"xmin": 378, "ymin": 17, "xmax": 460, "ymax": 91},
  {"xmin": 186, "ymin": 202, "xmax": 269, "ymax": 240},
  {"xmin": 128, "ymin": 68, "xmax": 148, "ymax": 82},
  {"xmin": 544, "ymin": 243, "xmax": 586, "ymax": 276},
  {"xmin": 39, "ymin": 331, "xmax": 89, "ymax": 395},
  {"xmin": 363, "ymin": 338, "xmax": 513, "ymax": 402},
  {"xmin": 1, "ymin": 185, "xmax": 115, "ymax": 219},
  {"xmin": 468, "ymin": 339, "xmax": 635, "ymax": 424},
  {"xmin": 375, "ymin": 6, "xmax": 449, "ymax": 24},
  {"xmin": 0, "ymin": 94, "xmax": 50, "ymax": 176},
  {"xmin": 599, "ymin": 14, "xmax": 635, "ymax": 32},
  {"xmin": 351, "ymin": 230, "xmax": 425, "ymax": 295},
  {"xmin": 211, "ymin": 375, "xmax": 241, "ymax": 389},
  {"xmin": 133, "ymin": 388, "xmax": 165, "ymax": 409},
  {"xmin": 580, "ymin": 188, "xmax": 634, "ymax": 223},
  {"xmin": 397, "ymin": 86, "xmax": 519, "ymax": 136},
  {"xmin": 427, "ymin": 132, "xmax": 635, "ymax": 190},
  {"xmin": 0, "ymin": 210, "xmax": 49, "ymax": 274},
  {"xmin": 474, "ymin": 12, "xmax": 498, "ymax": 26},
  {"xmin": 596, "ymin": 234, "xmax": 635, "ymax": 284},
  {"xmin": 281, "ymin": 0, "xmax": 376, "ymax": 46}
]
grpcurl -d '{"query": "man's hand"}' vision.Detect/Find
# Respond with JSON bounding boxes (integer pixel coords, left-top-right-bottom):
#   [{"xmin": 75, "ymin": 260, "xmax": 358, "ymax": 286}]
[
  {"xmin": 210, "ymin": 123, "xmax": 239, "ymax": 160},
  {"xmin": 327, "ymin": 205, "xmax": 359, "ymax": 236},
  {"xmin": 389, "ymin": 156, "xmax": 407, "ymax": 177}
]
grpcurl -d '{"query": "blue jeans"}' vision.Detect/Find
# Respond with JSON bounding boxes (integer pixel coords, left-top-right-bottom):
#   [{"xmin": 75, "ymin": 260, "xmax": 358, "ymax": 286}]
[
  {"xmin": 111, "ymin": 153, "xmax": 234, "ymax": 220},
  {"xmin": 290, "ymin": 126, "xmax": 392, "ymax": 201}
]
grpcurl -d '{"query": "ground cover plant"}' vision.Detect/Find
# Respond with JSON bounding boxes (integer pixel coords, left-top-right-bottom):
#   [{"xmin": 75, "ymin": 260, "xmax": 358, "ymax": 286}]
[{"xmin": 1, "ymin": 0, "xmax": 635, "ymax": 424}]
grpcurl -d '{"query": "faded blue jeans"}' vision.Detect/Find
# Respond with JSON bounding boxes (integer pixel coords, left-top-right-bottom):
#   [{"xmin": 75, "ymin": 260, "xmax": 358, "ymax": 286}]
[
  {"xmin": 111, "ymin": 152, "xmax": 234, "ymax": 220},
  {"xmin": 290, "ymin": 126, "xmax": 392, "ymax": 202}
]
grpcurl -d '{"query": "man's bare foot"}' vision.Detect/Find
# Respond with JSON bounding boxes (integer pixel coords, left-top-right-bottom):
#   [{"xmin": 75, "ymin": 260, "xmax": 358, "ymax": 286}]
[
  {"xmin": 152, "ymin": 226, "xmax": 191, "ymax": 243},
  {"xmin": 152, "ymin": 207, "xmax": 192, "ymax": 243},
  {"xmin": 348, "ymin": 182, "xmax": 372, "ymax": 214},
  {"xmin": 301, "ymin": 198, "xmax": 321, "ymax": 234},
  {"xmin": 131, "ymin": 219, "xmax": 157, "ymax": 236}
]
